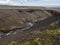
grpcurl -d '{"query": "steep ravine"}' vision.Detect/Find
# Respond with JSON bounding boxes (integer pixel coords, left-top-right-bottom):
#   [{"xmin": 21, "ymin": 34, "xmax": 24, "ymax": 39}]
[
  {"xmin": 0, "ymin": 22, "xmax": 33, "ymax": 39},
  {"xmin": 0, "ymin": 13, "xmax": 60, "ymax": 45},
  {"xmin": 0, "ymin": 9, "xmax": 60, "ymax": 45}
]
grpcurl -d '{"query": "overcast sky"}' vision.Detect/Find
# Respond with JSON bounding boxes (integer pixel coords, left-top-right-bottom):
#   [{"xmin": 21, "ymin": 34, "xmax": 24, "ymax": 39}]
[{"xmin": 0, "ymin": 0, "xmax": 60, "ymax": 7}]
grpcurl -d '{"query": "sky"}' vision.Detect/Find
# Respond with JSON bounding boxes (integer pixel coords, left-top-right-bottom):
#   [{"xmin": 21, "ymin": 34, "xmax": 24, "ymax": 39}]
[{"xmin": 0, "ymin": 0, "xmax": 60, "ymax": 7}]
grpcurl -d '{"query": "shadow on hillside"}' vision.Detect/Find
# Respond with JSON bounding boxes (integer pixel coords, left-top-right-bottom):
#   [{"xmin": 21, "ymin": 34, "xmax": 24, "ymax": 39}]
[{"xmin": 35, "ymin": 11, "xmax": 60, "ymax": 30}]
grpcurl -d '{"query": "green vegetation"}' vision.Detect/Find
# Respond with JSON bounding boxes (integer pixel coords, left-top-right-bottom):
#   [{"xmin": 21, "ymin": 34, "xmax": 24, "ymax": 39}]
[
  {"xmin": 45, "ymin": 21, "xmax": 60, "ymax": 30},
  {"xmin": 8, "ymin": 30, "xmax": 60, "ymax": 45},
  {"xmin": 8, "ymin": 38, "xmax": 41, "ymax": 45}
]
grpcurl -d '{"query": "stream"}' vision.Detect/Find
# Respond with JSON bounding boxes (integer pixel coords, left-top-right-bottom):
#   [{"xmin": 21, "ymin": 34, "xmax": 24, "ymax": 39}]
[{"xmin": 0, "ymin": 22, "xmax": 33, "ymax": 39}]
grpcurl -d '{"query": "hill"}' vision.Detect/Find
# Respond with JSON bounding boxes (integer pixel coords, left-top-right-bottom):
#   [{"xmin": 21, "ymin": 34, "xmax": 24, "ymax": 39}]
[{"xmin": 0, "ymin": 6, "xmax": 60, "ymax": 45}]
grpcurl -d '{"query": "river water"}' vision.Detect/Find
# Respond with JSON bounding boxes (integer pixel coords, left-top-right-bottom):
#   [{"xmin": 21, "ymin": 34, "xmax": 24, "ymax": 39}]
[{"xmin": 0, "ymin": 22, "xmax": 33, "ymax": 39}]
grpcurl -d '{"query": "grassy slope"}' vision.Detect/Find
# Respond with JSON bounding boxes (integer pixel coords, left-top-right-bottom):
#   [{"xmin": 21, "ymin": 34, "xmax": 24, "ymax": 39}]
[{"xmin": 8, "ymin": 30, "xmax": 60, "ymax": 45}]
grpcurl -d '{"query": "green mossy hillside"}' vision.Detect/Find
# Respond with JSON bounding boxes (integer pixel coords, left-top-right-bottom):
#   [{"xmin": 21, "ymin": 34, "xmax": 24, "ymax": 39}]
[{"xmin": 8, "ymin": 30, "xmax": 60, "ymax": 45}]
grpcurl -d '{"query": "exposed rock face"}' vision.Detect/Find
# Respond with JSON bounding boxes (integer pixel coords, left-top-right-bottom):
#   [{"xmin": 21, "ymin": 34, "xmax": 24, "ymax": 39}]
[{"xmin": 0, "ymin": 9, "xmax": 51, "ymax": 32}]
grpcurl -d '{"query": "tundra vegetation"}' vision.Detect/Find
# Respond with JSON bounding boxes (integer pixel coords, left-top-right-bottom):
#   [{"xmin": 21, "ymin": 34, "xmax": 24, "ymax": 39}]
[{"xmin": 8, "ymin": 30, "xmax": 60, "ymax": 45}]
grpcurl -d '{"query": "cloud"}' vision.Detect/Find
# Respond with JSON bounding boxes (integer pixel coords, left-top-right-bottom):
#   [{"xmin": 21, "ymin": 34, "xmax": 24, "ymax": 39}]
[
  {"xmin": 40, "ymin": 0, "xmax": 59, "ymax": 1},
  {"xmin": 22, "ymin": 0, "xmax": 28, "ymax": 2},
  {"xmin": 18, "ymin": 0, "xmax": 28, "ymax": 3},
  {"xmin": 7, "ymin": 0, "xmax": 30, "ymax": 6},
  {"xmin": 0, "ymin": 0, "xmax": 60, "ymax": 7},
  {"xmin": 0, "ymin": 0, "xmax": 10, "ymax": 4},
  {"xmin": 43, "ymin": 0, "xmax": 51, "ymax": 1}
]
